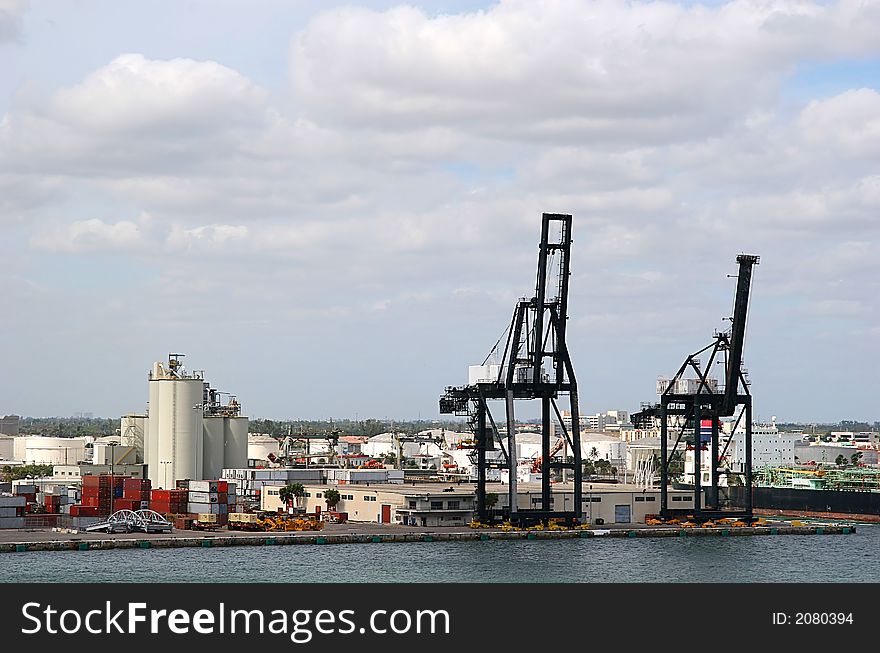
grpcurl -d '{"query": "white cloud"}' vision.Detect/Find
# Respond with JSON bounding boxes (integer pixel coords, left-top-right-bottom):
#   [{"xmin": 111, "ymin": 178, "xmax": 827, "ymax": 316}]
[
  {"xmin": 798, "ymin": 88, "xmax": 880, "ymax": 158},
  {"xmin": 290, "ymin": 0, "xmax": 880, "ymax": 142},
  {"xmin": 32, "ymin": 217, "xmax": 144, "ymax": 253},
  {"xmin": 2, "ymin": 2, "xmax": 879, "ymax": 419},
  {"xmin": 49, "ymin": 53, "xmax": 268, "ymax": 134},
  {"xmin": 0, "ymin": 0, "xmax": 27, "ymax": 42},
  {"xmin": 0, "ymin": 54, "xmax": 271, "ymax": 178}
]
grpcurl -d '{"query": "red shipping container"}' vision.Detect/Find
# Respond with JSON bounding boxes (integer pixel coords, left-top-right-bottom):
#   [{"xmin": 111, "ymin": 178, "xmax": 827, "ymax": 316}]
[
  {"xmin": 124, "ymin": 478, "xmax": 151, "ymax": 491},
  {"xmin": 123, "ymin": 490, "xmax": 151, "ymax": 500},
  {"xmin": 217, "ymin": 480, "xmax": 228, "ymax": 493},
  {"xmin": 70, "ymin": 505, "xmax": 100, "ymax": 517}
]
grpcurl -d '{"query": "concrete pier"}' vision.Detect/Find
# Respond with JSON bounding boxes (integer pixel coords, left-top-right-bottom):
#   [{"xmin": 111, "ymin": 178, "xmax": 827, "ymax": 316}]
[{"xmin": 0, "ymin": 524, "xmax": 855, "ymax": 554}]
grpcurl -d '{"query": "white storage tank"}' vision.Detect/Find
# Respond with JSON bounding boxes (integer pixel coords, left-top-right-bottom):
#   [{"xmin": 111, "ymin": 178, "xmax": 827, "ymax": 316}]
[
  {"xmin": 247, "ymin": 434, "xmax": 280, "ymax": 462},
  {"xmin": 224, "ymin": 416, "xmax": 248, "ymax": 470},
  {"xmin": 146, "ymin": 357, "xmax": 204, "ymax": 489},
  {"xmin": 203, "ymin": 416, "xmax": 226, "ymax": 481},
  {"xmin": 0, "ymin": 434, "xmax": 13, "ymax": 460},
  {"xmin": 11, "ymin": 436, "xmax": 87, "ymax": 465}
]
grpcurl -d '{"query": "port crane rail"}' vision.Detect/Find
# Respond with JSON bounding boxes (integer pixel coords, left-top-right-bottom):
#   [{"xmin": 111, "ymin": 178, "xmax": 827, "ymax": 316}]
[
  {"xmin": 440, "ymin": 213, "xmax": 582, "ymax": 525},
  {"xmin": 84, "ymin": 509, "xmax": 173, "ymax": 534}
]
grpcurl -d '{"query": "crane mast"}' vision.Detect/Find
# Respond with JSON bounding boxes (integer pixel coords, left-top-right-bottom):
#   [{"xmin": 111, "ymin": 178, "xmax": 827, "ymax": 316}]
[{"xmin": 440, "ymin": 213, "xmax": 582, "ymax": 526}]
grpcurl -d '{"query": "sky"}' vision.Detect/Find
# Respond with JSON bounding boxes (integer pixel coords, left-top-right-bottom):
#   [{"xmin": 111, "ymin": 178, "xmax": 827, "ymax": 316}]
[{"xmin": 0, "ymin": 0, "xmax": 878, "ymax": 423}]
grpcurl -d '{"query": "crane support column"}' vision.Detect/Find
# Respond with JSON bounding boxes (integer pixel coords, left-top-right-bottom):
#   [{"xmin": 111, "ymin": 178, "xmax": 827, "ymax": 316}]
[
  {"xmin": 476, "ymin": 397, "xmax": 487, "ymax": 521},
  {"xmin": 660, "ymin": 403, "xmax": 668, "ymax": 519},
  {"xmin": 506, "ymin": 389, "xmax": 517, "ymax": 520},
  {"xmin": 710, "ymin": 413, "xmax": 720, "ymax": 509},
  {"xmin": 693, "ymin": 401, "xmax": 703, "ymax": 516},
  {"xmin": 541, "ymin": 396, "xmax": 551, "ymax": 512}
]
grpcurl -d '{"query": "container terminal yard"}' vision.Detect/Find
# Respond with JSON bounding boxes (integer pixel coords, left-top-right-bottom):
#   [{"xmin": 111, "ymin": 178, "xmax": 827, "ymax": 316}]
[{"xmin": 0, "ymin": 213, "xmax": 873, "ymax": 554}]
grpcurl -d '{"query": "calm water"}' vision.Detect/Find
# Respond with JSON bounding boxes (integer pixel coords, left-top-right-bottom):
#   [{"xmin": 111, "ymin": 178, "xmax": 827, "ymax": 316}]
[{"xmin": 2, "ymin": 526, "xmax": 878, "ymax": 583}]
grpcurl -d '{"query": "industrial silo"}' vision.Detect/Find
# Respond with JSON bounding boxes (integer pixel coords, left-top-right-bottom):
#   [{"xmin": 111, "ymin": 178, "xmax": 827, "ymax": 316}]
[
  {"xmin": 224, "ymin": 416, "xmax": 248, "ymax": 470},
  {"xmin": 145, "ymin": 356, "xmax": 204, "ymax": 489},
  {"xmin": 203, "ymin": 416, "xmax": 226, "ymax": 481}
]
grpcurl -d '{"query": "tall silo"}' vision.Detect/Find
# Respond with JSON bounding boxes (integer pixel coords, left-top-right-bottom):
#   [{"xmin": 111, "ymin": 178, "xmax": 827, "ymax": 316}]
[
  {"xmin": 224, "ymin": 416, "xmax": 248, "ymax": 470},
  {"xmin": 146, "ymin": 356, "xmax": 204, "ymax": 489},
  {"xmin": 203, "ymin": 416, "xmax": 227, "ymax": 481}
]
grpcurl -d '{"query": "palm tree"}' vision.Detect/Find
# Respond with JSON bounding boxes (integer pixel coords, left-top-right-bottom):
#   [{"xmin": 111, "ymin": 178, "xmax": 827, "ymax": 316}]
[
  {"xmin": 278, "ymin": 482, "xmax": 306, "ymax": 510},
  {"xmin": 324, "ymin": 488, "xmax": 341, "ymax": 511}
]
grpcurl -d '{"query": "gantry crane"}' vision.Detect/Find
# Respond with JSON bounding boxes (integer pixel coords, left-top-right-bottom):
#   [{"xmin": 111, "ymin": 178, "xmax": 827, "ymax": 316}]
[
  {"xmin": 440, "ymin": 213, "xmax": 582, "ymax": 525},
  {"xmin": 637, "ymin": 254, "xmax": 760, "ymax": 521}
]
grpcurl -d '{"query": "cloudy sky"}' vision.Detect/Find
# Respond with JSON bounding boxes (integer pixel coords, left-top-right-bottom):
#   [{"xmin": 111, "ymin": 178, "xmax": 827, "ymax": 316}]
[{"xmin": 1, "ymin": 0, "xmax": 878, "ymax": 423}]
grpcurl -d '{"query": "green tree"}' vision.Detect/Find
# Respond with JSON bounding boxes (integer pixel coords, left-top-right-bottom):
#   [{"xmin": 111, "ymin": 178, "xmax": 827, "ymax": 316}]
[
  {"xmin": 324, "ymin": 488, "xmax": 341, "ymax": 510},
  {"xmin": 485, "ymin": 492, "xmax": 498, "ymax": 511},
  {"xmin": 851, "ymin": 452, "xmax": 863, "ymax": 466},
  {"xmin": 278, "ymin": 482, "xmax": 305, "ymax": 508},
  {"xmin": 835, "ymin": 455, "xmax": 846, "ymax": 467}
]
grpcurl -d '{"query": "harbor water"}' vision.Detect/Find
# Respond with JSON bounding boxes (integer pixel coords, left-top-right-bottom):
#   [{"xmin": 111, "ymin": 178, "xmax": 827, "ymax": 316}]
[{"xmin": 1, "ymin": 524, "xmax": 877, "ymax": 583}]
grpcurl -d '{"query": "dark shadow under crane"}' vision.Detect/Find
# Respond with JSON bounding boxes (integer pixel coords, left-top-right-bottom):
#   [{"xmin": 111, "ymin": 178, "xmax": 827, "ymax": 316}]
[{"xmin": 439, "ymin": 213, "xmax": 582, "ymax": 525}]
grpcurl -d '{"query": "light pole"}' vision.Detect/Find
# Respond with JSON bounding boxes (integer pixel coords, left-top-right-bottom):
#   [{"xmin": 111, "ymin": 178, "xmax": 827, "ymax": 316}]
[
  {"xmin": 160, "ymin": 460, "xmax": 171, "ymax": 490},
  {"xmin": 107, "ymin": 440, "xmax": 119, "ymax": 516},
  {"xmin": 588, "ymin": 484, "xmax": 593, "ymax": 525}
]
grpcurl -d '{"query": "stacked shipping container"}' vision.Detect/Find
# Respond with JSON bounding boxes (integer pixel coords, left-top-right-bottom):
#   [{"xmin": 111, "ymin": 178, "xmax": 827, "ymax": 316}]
[
  {"xmin": 0, "ymin": 495, "xmax": 26, "ymax": 528},
  {"xmin": 178, "ymin": 480, "xmax": 236, "ymax": 526},
  {"xmin": 150, "ymin": 488, "xmax": 188, "ymax": 514},
  {"xmin": 71, "ymin": 474, "xmax": 125, "ymax": 516}
]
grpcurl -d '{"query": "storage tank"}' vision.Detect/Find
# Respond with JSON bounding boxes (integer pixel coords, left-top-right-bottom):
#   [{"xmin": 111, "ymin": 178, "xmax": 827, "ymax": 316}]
[
  {"xmin": 0, "ymin": 435, "xmax": 13, "ymax": 460},
  {"xmin": 224, "ymin": 416, "xmax": 248, "ymax": 470},
  {"xmin": 146, "ymin": 357, "xmax": 204, "ymax": 488},
  {"xmin": 203, "ymin": 416, "xmax": 226, "ymax": 481},
  {"xmin": 247, "ymin": 434, "xmax": 280, "ymax": 462},
  {"xmin": 11, "ymin": 436, "xmax": 86, "ymax": 465}
]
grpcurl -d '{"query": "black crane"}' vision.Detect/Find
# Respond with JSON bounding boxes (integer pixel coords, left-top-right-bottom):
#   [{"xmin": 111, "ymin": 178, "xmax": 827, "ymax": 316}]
[
  {"xmin": 636, "ymin": 254, "xmax": 760, "ymax": 521},
  {"xmin": 439, "ymin": 213, "xmax": 582, "ymax": 526}
]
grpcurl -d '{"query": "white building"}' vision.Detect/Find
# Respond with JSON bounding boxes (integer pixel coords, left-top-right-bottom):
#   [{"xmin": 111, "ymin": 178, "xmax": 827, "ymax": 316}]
[{"xmin": 730, "ymin": 433, "xmax": 802, "ymax": 470}]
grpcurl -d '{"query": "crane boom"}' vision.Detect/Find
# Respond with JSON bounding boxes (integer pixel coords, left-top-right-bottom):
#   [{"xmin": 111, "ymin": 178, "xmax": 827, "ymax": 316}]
[{"xmin": 721, "ymin": 254, "xmax": 759, "ymax": 416}]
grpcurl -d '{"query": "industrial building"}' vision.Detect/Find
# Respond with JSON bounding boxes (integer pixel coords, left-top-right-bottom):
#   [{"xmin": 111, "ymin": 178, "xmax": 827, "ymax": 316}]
[
  {"xmin": 142, "ymin": 353, "xmax": 248, "ymax": 488},
  {"xmin": 262, "ymin": 482, "xmax": 476, "ymax": 527}
]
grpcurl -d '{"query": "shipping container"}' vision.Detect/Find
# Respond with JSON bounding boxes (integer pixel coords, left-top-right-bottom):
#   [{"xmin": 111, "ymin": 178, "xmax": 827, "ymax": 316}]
[
  {"xmin": 0, "ymin": 517, "xmax": 26, "ymax": 529},
  {"xmin": 187, "ymin": 502, "xmax": 222, "ymax": 514},
  {"xmin": 0, "ymin": 496, "xmax": 26, "ymax": 508},
  {"xmin": 188, "ymin": 480, "xmax": 220, "ymax": 493}
]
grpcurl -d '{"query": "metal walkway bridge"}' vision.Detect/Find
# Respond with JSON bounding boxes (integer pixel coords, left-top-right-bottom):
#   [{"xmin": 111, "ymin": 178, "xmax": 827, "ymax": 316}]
[{"xmin": 84, "ymin": 509, "xmax": 173, "ymax": 534}]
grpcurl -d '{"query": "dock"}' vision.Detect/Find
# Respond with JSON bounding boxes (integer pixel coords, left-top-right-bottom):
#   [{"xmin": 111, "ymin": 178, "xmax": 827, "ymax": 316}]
[{"xmin": 0, "ymin": 523, "xmax": 855, "ymax": 554}]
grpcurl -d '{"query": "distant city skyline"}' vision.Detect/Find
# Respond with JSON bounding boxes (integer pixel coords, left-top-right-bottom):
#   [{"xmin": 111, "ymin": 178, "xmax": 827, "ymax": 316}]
[{"xmin": 1, "ymin": 1, "xmax": 878, "ymax": 423}]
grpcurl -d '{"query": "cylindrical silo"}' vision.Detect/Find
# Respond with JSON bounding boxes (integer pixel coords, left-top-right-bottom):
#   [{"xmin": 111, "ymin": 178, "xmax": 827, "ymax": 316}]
[
  {"xmin": 146, "ymin": 360, "xmax": 204, "ymax": 489},
  {"xmin": 203, "ymin": 416, "xmax": 226, "ymax": 481},
  {"xmin": 224, "ymin": 416, "xmax": 248, "ymax": 470}
]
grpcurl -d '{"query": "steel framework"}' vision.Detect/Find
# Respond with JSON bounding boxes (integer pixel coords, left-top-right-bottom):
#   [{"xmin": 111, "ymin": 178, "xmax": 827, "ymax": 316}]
[
  {"xmin": 85, "ymin": 509, "xmax": 174, "ymax": 534},
  {"xmin": 440, "ymin": 213, "xmax": 582, "ymax": 525},
  {"xmin": 645, "ymin": 254, "xmax": 760, "ymax": 521}
]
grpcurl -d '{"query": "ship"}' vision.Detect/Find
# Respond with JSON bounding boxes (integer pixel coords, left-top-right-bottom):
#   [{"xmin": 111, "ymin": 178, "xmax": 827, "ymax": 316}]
[{"xmin": 727, "ymin": 466, "xmax": 880, "ymax": 521}]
